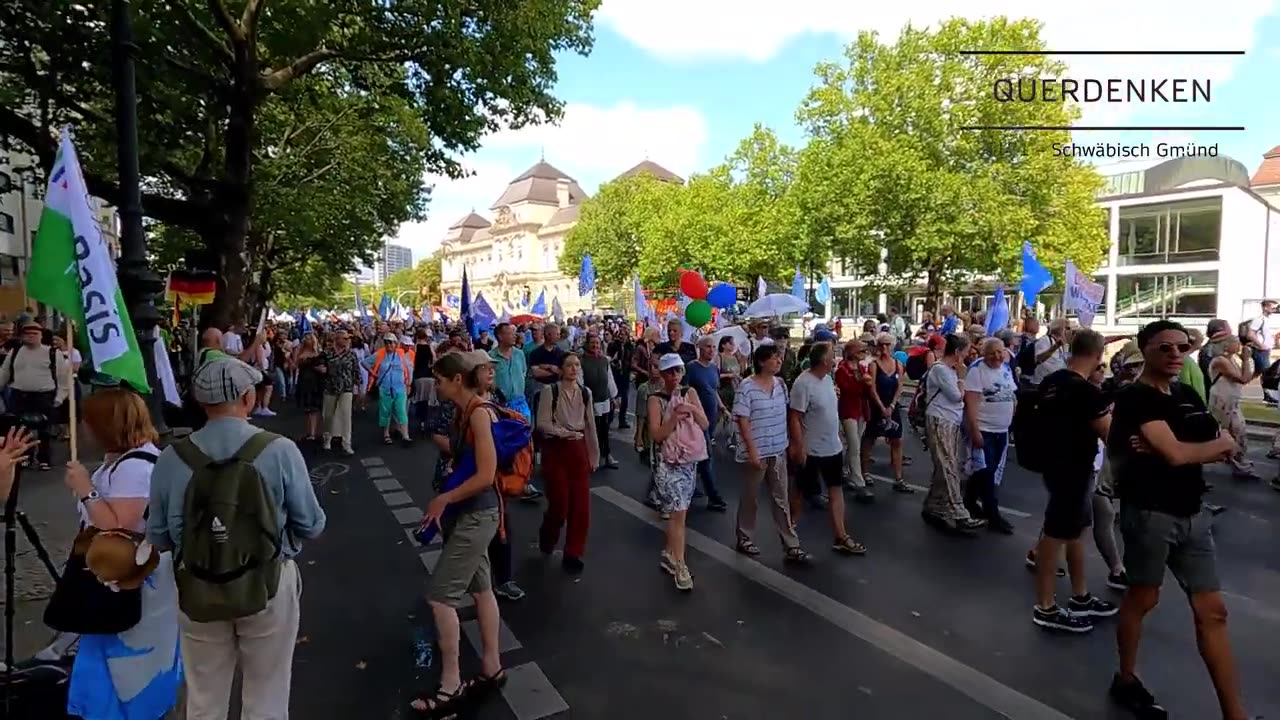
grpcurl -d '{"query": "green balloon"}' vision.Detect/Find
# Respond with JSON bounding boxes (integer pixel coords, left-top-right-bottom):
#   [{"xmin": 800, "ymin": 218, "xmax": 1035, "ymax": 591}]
[{"xmin": 685, "ymin": 299, "xmax": 712, "ymax": 327}]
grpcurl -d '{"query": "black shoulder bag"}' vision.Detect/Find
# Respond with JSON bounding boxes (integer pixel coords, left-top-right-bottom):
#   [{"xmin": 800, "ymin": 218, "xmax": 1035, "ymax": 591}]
[{"xmin": 43, "ymin": 450, "xmax": 158, "ymax": 635}]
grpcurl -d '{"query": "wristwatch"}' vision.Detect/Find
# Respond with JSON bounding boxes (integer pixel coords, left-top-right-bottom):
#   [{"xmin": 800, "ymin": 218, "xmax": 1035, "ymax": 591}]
[{"xmin": 80, "ymin": 490, "xmax": 101, "ymax": 504}]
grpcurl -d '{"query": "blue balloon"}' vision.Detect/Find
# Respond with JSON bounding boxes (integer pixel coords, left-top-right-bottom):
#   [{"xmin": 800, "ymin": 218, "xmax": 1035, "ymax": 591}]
[{"xmin": 706, "ymin": 283, "xmax": 737, "ymax": 309}]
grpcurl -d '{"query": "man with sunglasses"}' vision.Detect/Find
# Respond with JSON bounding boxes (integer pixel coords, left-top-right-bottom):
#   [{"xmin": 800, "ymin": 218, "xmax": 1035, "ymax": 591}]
[{"xmin": 1107, "ymin": 320, "xmax": 1247, "ymax": 720}]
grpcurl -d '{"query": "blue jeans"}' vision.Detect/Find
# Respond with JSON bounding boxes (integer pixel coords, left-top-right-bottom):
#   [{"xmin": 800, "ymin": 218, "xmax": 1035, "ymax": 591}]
[
  {"xmin": 696, "ymin": 427, "xmax": 723, "ymax": 503},
  {"xmin": 273, "ymin": 367, "xmax": 287, "ymax": 399},
  {"xmin": 965, "ymin": 431, "xmax": 1009, "ymax": 518}
]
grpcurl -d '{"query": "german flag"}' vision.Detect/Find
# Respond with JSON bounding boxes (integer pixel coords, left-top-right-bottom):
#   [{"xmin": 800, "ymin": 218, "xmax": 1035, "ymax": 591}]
[{"xmin": 166, "ymin": 270, "xmax": 217, "ymax": 305}]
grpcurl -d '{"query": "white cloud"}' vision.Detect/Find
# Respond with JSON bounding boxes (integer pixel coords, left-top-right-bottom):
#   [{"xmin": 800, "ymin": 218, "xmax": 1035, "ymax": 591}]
[
  {"xmin": 598, "ymin": 1, "xmax": 1278, "ymax": 66},
  {"xmin": 598, "ymin": 1, "xmax": 1276, "ymax": 130},
  {"xmin": 395, "ymin": 160, "xmax": 516, "ymax": 261},
  {"xmin": 395, "ymin": 101, "xmax": 708, "ymax": 258},
  {"xmin": 484, "ymin": 101, "xmax": 708, "ymax": 180}
]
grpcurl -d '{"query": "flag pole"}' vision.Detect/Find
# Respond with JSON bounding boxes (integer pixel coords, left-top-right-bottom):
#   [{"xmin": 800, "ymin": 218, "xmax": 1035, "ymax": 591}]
[{"xmin": 65, "ymin": 321, "xmax": 78, "ymax": 463}]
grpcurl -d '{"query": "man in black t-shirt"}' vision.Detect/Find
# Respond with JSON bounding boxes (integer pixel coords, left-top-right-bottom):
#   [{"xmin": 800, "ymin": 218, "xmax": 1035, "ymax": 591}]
[
  {"xmin": 1030, "ymin": 328, "xmax": 1116, "ymax": 634},
  {"xmin": 1105, "ymin": 320, "xmax": 1246, "ymax": 720}
]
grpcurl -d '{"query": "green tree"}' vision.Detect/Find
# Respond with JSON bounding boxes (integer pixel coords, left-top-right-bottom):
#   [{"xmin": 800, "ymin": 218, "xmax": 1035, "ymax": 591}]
[
  {"xmin": 0, "ymin": 0, "xmax": 599, "ymax": 324},
  {"xmin": 793, "ymin": 18, "xmax": 1108, "ymax": 304},
  {"xmin": 560, "ymin": 172, "xmax": 682, "ymax": 288},
  {"xmin": 414, "ymin": 252, "xmax": 444, "ymax": 306}
]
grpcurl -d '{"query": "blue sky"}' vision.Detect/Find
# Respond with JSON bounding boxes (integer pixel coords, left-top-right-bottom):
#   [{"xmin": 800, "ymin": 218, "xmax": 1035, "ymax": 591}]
[{"xmin": 396, "ymin": 2, "xmax": 1280, "ymax": 260}]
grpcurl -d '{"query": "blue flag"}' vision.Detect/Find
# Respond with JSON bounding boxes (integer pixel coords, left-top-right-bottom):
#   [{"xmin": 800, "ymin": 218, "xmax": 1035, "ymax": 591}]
[
  {"xmin": 791, "ymin": 266, "xmax": 805, "ymax": 300},
  {"xmin": 354, "ymin": 281, "xmax": 367, "ymax": 320},
  {"xmin": 460, "ymin": 267, "xmax": 473, "ymax": 338},
  {"xmin": 529, "ymin": 289, "xmax": 547, "ymax": 316},
  {"xmin": 985, "ymin": 286, "xmax": 1010, "ymax": 336},
  {"xmin": 298, "ymin": 311, "xmax": 312, "ymax": 336},
  {"xmin": 378, "ymin": 293, "xmax": 392, "ymax": 321},
  {"xmin": 815, "ymin": 276, "xmax": 831, "ymax": 305},
  {"xmin": 1019, "ymin": 242, "xmax": 1054, "ymax": 308},
  {"xmin": 578, "ymin": 254, "xmax": 596, "ymax": 296},
  {"xmin": 472, "ymin": 293, "xmax": 497, "ymax": 332}
]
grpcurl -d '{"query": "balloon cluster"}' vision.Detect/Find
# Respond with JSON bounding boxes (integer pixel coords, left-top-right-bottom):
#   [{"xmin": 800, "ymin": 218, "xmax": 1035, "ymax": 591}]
[{"xmin": 679, "ymin": 270, "xmax": 737, "ymax": 327}]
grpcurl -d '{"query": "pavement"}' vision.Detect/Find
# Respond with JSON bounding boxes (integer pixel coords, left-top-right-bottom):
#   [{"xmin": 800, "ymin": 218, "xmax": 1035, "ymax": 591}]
[{"xmin": 7, "ymin": 400, "xmax": 1280, "ymax": 719}]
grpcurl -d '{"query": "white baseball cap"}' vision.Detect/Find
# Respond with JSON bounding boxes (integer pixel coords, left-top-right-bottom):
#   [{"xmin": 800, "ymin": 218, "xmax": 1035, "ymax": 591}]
[{"xmin": 657, "ymin": 353, "xmax": 684, "ymax": 372}]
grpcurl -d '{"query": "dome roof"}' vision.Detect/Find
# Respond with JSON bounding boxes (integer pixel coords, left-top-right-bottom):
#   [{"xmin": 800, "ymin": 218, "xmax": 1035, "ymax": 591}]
[
  {"xmin": 491, "ymin": 161, "xmax": 587, "ymax": 208},
  {"xmin": 448, "ymin": 212, "xmax": 491, "ymax": 230},
  {"xmin": 1251, "ymin": 144, "xmax": 1280, "ymax": 187}
]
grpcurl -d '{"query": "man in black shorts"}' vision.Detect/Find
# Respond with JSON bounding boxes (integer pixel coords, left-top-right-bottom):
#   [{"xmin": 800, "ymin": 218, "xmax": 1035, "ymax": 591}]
[
  {"xmin": 788, "ymin": 342, "xmax": 865, "ymax": 555},
  {"xmin": 1107, "ymin": 319, "xmax": 1248, "ymax": 720},
  {"xmin": 1031, "ymin": 328, "xmax": 1116, "ymax": 633}
]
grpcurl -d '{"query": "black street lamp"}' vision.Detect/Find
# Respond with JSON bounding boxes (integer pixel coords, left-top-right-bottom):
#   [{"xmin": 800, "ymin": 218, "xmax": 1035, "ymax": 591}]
[{"xmin": 110, "ymin": 0, "xmax": 167, "ymax": 431}]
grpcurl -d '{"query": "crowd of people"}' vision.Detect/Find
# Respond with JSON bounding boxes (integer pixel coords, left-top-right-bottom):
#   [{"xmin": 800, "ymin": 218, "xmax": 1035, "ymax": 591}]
[{"xmin": 6, "ymin": 296, "xmax": 1279, "ymax": 720}]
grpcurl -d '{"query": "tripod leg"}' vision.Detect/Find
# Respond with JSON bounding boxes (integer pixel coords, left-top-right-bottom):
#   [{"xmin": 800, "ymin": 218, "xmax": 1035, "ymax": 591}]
[{"xmin": 14, "ymin": 511, "xmax": 60, "ymax": 582}]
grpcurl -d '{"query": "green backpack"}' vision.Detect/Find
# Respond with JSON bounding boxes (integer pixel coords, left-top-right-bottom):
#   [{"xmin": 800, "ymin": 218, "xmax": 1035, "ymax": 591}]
[{"xmin": 172, "ymin": 431, "xmax": 284, "ymax": 622}]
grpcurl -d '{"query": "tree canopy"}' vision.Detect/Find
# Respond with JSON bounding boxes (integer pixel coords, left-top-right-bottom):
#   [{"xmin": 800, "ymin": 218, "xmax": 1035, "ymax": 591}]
[
  {"xmin": 793, "ymin": 18, "xmax": 1108, "ymax": 300},
  {"xmin": 0, "ymin": 0, "xmax": 599, "ymax": 325},
  {"xmin": 560, "ymin": 125, "xmax": 808, "ymax": 291},
  {"xmin": 558, "ymin": 17, "xmax": 1107, "ymax": 307}
]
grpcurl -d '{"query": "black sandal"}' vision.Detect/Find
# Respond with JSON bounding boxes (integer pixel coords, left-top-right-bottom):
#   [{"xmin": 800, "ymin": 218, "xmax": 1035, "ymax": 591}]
[
  {"xmin": 383, "ymin": 436, "xmax": 394, "ymax": 445},
  {"xmin": 409, "ymin": 685, "xmax": 465, "ymax": 716},
  {"xmin": 735, "ymin": 540, "xmax": 761, "ymax": 556},
  {"xmin": 465, "ymin": 668, "xmax": 508, "ymax": 695},
  {"xmin": 784, "ymin": 547, "xmax": 812, "ymax": 565}
]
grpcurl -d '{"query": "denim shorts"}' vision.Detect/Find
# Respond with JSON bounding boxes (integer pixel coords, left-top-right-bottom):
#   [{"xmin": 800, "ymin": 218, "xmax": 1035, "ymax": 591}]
[{"xmin": 1119, "ymin": 504, "xmax": 1220, "ymax": 594}]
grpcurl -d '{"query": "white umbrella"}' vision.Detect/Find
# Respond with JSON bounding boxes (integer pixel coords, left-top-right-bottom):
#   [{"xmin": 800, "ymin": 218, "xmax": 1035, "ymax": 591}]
[
  {"xmin": 711, "ymin": 324, "xmax": 751, "ymax": 356},
  {"xmin": 744, "ymin": 293, "xmax": 809, "ymax": 318}
]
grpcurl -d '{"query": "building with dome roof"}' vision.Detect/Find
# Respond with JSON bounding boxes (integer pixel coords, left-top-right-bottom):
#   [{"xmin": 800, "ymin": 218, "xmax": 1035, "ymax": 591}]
[{"xmin": 439, "ymin": 158, "xmax": 681, "ymax": 315}]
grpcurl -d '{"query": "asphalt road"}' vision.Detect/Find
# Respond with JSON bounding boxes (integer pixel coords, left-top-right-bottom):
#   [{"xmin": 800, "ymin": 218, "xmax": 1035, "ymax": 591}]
[
  {"xmin": 276, "ymin": 402, "xmax": 1280, "ymax": 720},
  {"xmin": 7, "ymin": 401, "xmax": 1280, "ymax": 719}
]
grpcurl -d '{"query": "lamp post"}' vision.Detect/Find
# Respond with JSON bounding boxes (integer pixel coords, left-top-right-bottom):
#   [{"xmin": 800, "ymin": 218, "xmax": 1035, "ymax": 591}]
[{"xmin": 110, "ymin": 0, "xmax": 167, "ymax": 431}]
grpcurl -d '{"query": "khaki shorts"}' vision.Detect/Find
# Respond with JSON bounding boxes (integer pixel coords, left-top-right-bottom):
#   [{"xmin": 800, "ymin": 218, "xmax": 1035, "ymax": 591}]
[{"xmin": 428, "ymin": 507, "xmax": 499, "ymax": 607}]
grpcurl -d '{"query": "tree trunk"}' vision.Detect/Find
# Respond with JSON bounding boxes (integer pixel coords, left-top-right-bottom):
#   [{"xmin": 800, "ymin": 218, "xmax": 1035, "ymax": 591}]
[
  {"xmin": 205, "ymin": 35, "xmax": 259, "ymax": 329},
  {"xmin": 925, "ymin": 265, "xmax": 943, "ymax": 313}
]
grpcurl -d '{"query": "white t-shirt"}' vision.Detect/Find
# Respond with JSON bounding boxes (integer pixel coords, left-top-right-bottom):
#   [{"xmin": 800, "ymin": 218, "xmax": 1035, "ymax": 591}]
[
  {"xmin": 222, "ymin": 332, "xmax": 244, "ymax": 355},
  {"xmin": 965, "ymin": 361, "xmax": 1017, "ymax": 433},
  {"xmin": 1031, "ymin": 335, "xmax": 1068, "ymax": 385},
  {"xmin": 77, "ymin": 442, "xmax": 159, "ymax": 532},
  {"xmin": 789, "ymin": 370, "xmax": 842, "ymax": 457}
]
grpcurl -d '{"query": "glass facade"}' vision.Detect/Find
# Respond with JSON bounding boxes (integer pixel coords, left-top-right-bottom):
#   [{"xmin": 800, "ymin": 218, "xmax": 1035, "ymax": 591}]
[
  {"xmin": 1117, "ymin": 198, "xmax": 1221, "ymax": 266},
  {"xmin": 829, "ymin": 287, "xmax": 876, "ymax": 318},
  {"xmin": 1113, "ymin": 271, "xmax": 1218, "ymax": 321}
]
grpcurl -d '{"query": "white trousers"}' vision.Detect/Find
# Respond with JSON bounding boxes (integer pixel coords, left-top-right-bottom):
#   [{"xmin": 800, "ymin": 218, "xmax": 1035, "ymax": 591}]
[{"xmin": 180, "ymin": 560, "xmax": 301, "ymax": 720}]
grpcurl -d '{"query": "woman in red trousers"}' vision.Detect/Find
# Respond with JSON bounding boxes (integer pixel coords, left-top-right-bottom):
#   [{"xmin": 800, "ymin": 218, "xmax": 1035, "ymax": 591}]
[{"xmin": 535, "ymin": 353, "xmax": 600, "ymax": 574}]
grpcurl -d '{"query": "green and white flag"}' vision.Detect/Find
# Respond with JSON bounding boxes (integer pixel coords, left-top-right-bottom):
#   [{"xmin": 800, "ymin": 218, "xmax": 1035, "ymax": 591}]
[{"xmin": 29, "ymin": 129, "xmax": 149, "ymax": 392}]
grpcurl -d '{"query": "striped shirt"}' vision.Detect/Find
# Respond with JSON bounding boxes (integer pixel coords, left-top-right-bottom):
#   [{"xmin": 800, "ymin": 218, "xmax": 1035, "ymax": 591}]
[{"xmin": 733, "ymin": 375, "xmax": 789, "ymax": 462}]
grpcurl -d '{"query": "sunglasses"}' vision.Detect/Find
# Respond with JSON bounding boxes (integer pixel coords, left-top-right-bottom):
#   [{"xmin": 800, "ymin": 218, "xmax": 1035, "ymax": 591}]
[{"xmin": 1156, "ymin": 342, "xmax": 1193, "ymax": 355}]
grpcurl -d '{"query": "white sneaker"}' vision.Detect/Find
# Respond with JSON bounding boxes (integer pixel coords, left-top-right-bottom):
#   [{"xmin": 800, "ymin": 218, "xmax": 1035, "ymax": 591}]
[
  {"xmin": 322, "ymin": 434, "xmax": 332, "ymax": 447},
  {"xmin": 673, "ymin": 563, "xmax": 693, "ymax": 591},
  {"xmin": 259, "ymin": 408, "xmax": 277, "ymax": 417},
  {"xmin": 250, "ymin": 408, "xmax": 265, "ymax": 417}
]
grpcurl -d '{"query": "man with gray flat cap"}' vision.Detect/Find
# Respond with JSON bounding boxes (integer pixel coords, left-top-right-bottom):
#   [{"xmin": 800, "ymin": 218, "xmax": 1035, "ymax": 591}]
[{"xmin": 148, "ymin": 354, "xmax": 325, "ymax": 719}]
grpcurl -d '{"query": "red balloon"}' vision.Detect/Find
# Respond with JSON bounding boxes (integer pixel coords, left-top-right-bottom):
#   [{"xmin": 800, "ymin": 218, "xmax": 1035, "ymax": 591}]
[{"xmin": 679, "ymin": 270, "xmax": 708, "ymax": 300}]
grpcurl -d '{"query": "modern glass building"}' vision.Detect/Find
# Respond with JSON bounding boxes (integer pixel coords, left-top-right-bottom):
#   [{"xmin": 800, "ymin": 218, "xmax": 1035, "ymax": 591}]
[{"xmin": 822, "ymin": 153, "xmax": 1280, "ymax": 331}]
